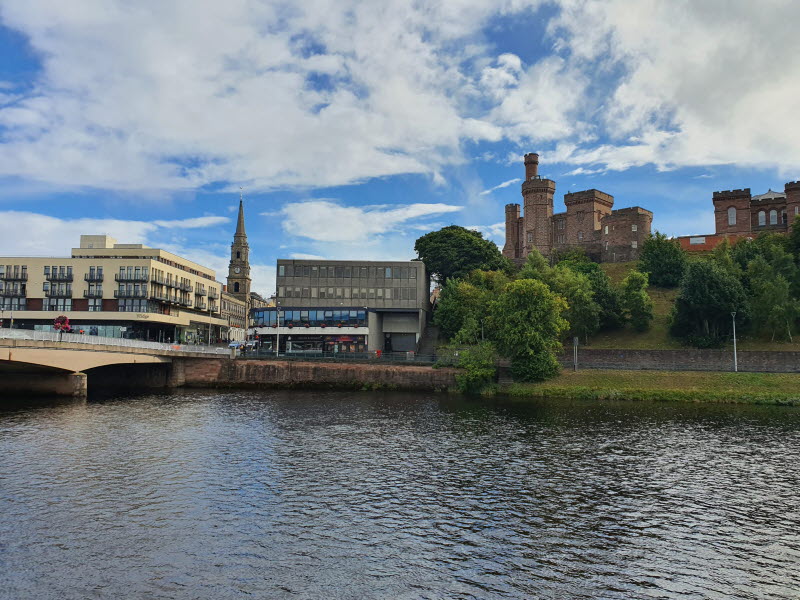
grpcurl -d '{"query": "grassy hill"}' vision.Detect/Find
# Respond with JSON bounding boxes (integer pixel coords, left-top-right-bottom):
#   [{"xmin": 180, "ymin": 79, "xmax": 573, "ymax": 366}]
[{"xmin": 593, "ymin": 261, "xmax": 800, "ymax": 352}]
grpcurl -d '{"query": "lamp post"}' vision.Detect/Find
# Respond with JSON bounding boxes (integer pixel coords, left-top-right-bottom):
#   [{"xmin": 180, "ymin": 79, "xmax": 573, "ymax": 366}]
[{"xmin": 731, "ymin": 312, "xmax": 738, "ymax": 372}]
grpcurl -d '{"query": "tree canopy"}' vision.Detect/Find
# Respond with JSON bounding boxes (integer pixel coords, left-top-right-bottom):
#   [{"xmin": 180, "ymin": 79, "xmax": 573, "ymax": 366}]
[
  {"xmin": 638, "ymin": 231, "xmax": 687, "ymax": 287},
  {"xmin": 415, "ymin": 225, "xmax": 510, "ymax": 283}
]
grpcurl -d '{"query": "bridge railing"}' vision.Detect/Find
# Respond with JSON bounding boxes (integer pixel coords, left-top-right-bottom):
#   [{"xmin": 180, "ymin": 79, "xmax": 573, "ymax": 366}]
[{"xmin": 0, "ymin": 328, "xmax": 228, "ymax": 355}]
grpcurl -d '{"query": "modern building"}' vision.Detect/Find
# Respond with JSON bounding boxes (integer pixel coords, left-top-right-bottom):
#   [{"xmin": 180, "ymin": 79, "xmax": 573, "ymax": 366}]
[
  {"xmin": 676, "ymin": 181, "xmax": 800, "ymax": 251},
  {"xmin": 251, "ymin": 259, "xmax": 431, "ymax": 353},
  {"xmin": 503, "ymin": 153, "xmax": 653, "ymax": 263},
  {"xmin": 0, "ymin": 235, "xmax": 227, "ymax": 342}
]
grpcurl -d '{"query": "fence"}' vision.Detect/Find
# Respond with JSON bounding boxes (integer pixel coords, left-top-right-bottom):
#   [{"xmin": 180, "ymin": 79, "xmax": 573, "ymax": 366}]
[
  {"xmin": 0, "ymin": 328, "xmax": 228, "ymax": 355},
  {"xmin": 237, "ymin": 348, "xmax": 443, "ymax": 365}
]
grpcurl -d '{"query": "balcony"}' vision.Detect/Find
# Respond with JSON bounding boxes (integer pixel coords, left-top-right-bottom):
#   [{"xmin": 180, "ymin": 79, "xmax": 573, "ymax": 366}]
[
  {"xmin": 114, "ymin": 289, "xmax": 148, "ymax": 298},
  {"xmin": 195, "ymin": 301, "xmax": 208, "ymax": 311},
  {"xmin": 208, "ymin": 289, "xmax": 220, "ymax": 299},
  {"xmin": 46, "ymin": 273, "xmax": 73, "ymax": 282},
  {"xmin": 179, "ymin": 297, "xmax": 192, "ymax": 307},
  {"xmin": 84, "ymin": 273, "xmax": 104, "ymax": 282},
  {"xmin": 1, "ymin": 272, "xmax": 27, "ymax": 281},
  {"xmin": 45, "ymin": 288, "xmax": 73, "ymax": 298},
  {"xmin": 115, "ymin": 273, "xmax": 149, "ymax": 282},
  {"xmin": 83, "ymin": 289, "xmax": 103, "ymax": 298},
  {"xmin": 195, "ymin": 287, "xmax": 207, "ymax": 297},
  {"xmin": 0, "ymin": 288, "xmax": 26, "ymax": 297},
  {"xmin": 179, "ymin": 282, "xmax": 193, "ymax": 292}
]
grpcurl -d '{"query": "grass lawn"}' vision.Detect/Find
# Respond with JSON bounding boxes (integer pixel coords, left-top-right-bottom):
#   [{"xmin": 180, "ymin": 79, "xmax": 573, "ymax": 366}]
[{"xmin": 504, "ymin": 369, "xmax": 800, "ymax": 405}]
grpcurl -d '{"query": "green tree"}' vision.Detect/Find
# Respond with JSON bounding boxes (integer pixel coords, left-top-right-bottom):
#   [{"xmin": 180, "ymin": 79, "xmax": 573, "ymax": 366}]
[
  {"xmin": 747, "ymin": 257, "xmax": 800, "ymax": 342},
  {"xmin": 517, "ymin": 248, "xmax": 551, "ymax": 280},
  {"xmin": 547, "ymin": 266, "xmax": 600, "ymax": 343},
  {"xmin": 434, "ymin": 279, "xmax": 486, "ymax": 341},
  {"xmin": 638, "ymin": 231, "xmax": 687, "ymax": 287},
  {"xmin": 670, "ymin": 261, "xmax": 749, "ymax": 347},
  {"xmin": 415, "ymin": 225, "xmax": 510, "ymax": 283},
  {"xmin": 488, "ymin": 279, "xmax": 568, "ymax": 382},
  {"xmin": 558, "ymin": 259, "xmax": 625, "ymax": 330},
  {"xmin": 453, "ymin": 341, "xmax": 497, "ymax": 394},
  {"xmin": 621, "ymin": 271, "xmax": 654, "ymax": 332},
  {"xmin": 788, "ymin": 216, "xmax": 800, "ymax": 259}
]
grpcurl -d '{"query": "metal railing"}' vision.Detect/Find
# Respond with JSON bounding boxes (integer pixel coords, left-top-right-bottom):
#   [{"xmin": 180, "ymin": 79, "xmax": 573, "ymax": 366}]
[
  {"xmin": 0, "ymin": 289, "xmax": 26, "ymax": 297},
  {"xmin": 236, "ymin": 348, "xmax": 440, "ymax": 364},
  {"xmin": 114, "ymin": 289, "xmax": 148, "ymax": 298},
  {"xmin": 1, "ymin": 273, "xmax": 28, "ymax": 281},
  {"xmin": 83, "ymin": 290, "xmax": 103, "ymax": 298},
  {"xmin": 0, "ymin": 328, "xmax": 228, "ymax": 355},
  {"xmin": 46, "ymin": 273, "xmax": 73, "ymax": 282},
  {"xmin": 115, "ymin": 273, "xmax": 149, "ymax": 282},
  {"xmin": 45, "ymin": 288, "xmax": 73, "ymax": 297},
  {"xmin": 84, "ymin": 273, "xmax": 104, "ymax": 282}
]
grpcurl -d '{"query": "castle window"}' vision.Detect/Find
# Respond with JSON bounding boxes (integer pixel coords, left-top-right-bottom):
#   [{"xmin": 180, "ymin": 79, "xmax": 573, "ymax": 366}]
[
  {"xmin": 527, "ymin": 232, "xmax": 533, "ymax": 243},
  {"xmin": 604, "ymin": 225, "xmax": 608, "ymax": 235},
  {"xmin": 631, "ymin": 240, "xmax": 638, "ymax": 249},
  {"xmin": 796, "ymin": 206, "xmax": 799, "ymax": 216},
  {"xmin": 578, "ymin": 231, "xmax": 584, "ymax": 241},
  {"xmin": 728, "ymin": 206, "xmax": 736, "ymax": 226},
  {"xmin": 631, "ymin": 224, "xmax": 638, "ymax": 232},
  {"xmin": 604, "ymin": 241, "xmax": 609, "ymax": 250},
  {"xmin": 758, "ymin": 211, "xmax": 766, "ymax": 226},
  {"xmin": 782, "ymin": 210, "xmax": 787, "ymax": 225},
  {"xmin": 770, "ymin": 209, "xmax": 778, "ymax": 225}
]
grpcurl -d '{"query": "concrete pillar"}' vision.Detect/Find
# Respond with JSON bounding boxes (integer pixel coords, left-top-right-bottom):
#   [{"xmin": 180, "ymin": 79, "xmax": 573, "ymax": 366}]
[
  {"xmin": 167, "ymin": 358, "xmax": 186, "ymax": 388},
  {"xmin": 367, "ymin": 311, "xmax": 384, "ymax": 352},
  {"xmin": 71, "ymin": 372, "xmax": 87, "ymax": 399}
]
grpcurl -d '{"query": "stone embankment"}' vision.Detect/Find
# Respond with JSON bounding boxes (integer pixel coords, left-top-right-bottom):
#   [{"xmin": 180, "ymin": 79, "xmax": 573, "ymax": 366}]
[{"xmin": 174, "ymin": 358, "xmax": 458, "ymax": 391}]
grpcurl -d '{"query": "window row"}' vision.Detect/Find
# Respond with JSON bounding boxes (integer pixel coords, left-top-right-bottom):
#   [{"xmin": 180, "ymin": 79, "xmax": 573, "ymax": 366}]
[
  {"xmin": 278, "ymin": 264, "xmax": 418, "ymax": 280},
  {"xmin": 0, "ymin": 298, "xmax": 25, "ymax": 310},
  {"xmin": 0, "ymin": 265, "xmax": 27, "ymax": 278},
  {"xmin": 253, "ymin": 309, "xmax": 368, "ymax": 328},
  {"xmin": 278, "ymin": 286, "xmax": 418, "ymax": 301},
  {"xmin": 755, "ymin": 208, "xmax": 791, "ymax": 227}
]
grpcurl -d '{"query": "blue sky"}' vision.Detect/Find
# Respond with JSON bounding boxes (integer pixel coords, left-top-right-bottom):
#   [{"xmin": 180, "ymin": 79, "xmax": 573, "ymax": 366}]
[{"xmin": 1, "ymin": 0, "xmax": 799, "ymax": 295}]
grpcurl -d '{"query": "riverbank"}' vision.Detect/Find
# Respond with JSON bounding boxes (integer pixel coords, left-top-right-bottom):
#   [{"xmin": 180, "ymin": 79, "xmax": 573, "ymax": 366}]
[{"xmin": 502, "ymin": 370, "xmax": 800, "ymax": 405}]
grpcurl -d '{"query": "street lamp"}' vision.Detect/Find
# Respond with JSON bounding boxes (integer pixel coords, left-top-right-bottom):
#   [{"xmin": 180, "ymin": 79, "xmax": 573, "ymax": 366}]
[{"xmin": 731, "ymin": 312, "xmax": 738, "ymax": 372}]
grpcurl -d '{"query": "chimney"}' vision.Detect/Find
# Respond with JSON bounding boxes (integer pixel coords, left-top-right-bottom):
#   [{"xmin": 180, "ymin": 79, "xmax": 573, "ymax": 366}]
[{"xmin": 524, "ymin": 153, "xmax": 539, "ymax": 180}]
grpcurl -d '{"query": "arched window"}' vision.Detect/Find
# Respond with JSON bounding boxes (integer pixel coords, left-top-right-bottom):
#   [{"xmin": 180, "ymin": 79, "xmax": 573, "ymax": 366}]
[
  {"xmin": 770, "ymin": 209, "xmax": 778, "ymax": 225},
  {"xmin": 234, "ymin": 282, "xmax": 240, "ymax": 293},
  {"xmin": 758, "ymin": 211, "xmax": 766, "ymax": 226},
  {"xmin": 577, "ymin": 231, "xmax": 584, "ymax": 241},
  {"xmin": 728, "ymin": 206, "xmax": 736, "ymax": 226},
  {"xmin": 236, "ymin": 251, "xmax": 241, "ymax": 259}
]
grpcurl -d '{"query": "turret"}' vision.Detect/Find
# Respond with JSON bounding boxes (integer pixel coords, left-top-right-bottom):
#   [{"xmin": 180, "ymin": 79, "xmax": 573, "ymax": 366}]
[
  {"xmin": 524, "ymin": 153, "xmax": 539, "ymax": 180},
  {"xmin": 503, "ymin": 203, "xmax": 521, "ymax": 259}
]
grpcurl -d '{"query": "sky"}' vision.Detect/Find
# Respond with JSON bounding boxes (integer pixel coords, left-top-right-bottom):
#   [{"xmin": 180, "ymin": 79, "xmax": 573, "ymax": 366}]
[{"xmin": 1, "ymin": 0, "xmax": 800, "ymax": 296}]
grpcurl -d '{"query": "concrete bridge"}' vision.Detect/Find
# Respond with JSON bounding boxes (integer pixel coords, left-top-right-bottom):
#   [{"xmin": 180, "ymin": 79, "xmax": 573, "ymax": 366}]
[{"xmin": 0, "ymin": 329, "xmax": 228, "ymax": 398}]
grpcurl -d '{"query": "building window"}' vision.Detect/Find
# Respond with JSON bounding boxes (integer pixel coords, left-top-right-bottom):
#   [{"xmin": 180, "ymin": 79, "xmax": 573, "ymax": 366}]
[
  {"xmin": 631, "ymin": 224, "xmax": 638, "ymax": 232},
  {"xmin": 236, "ymin": 251, "xmax": 241, "ymax": 259},
  {"xmin": 88, "ymin": 299, "xmax": 102, "ymax": 311},
  {"xmin": 577, "ymin": 231, "xmax": 584, "ymax": 241},
  {"xmin": 758, "ymin": 210, "xmax": 766, "ymax": 226},
  {"xmin": 278, "ymin": 265, "xmax": 285, "ymax": 276},
  {"xmin": 728, "ymin": 206, "xmax": 736, "ymax": 226},
  {"xmin": 527, "ymin": 232, "xmax": 533, "ymax": 243},
  {"xmin": 631, "ymin": 240, "xmax": 638, "ymax": 249},
  {"xmin": 385, "ymin": 267, "xmax": 392, "ymax": 278},
  {"xmin": 234, "ymin": 282, "xmax": 240, "ymax": 292},
  {"xmin": 604, "ymin": 225, "xmax": 608, "ymax": 235},
  {"xmin": 770, "ymin": 209, "xmax": 778, "ymax": 225},
  {"xmin": 782, "ymin": 210, "xmax": 787, "ymax": 225}
]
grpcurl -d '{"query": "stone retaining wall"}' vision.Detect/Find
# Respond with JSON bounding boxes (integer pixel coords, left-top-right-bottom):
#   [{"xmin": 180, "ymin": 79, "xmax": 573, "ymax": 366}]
[
  {"xmin": 179, "ymin": 358, "xmax": 458, "ymax": 390},
  {"xmin": 563, "ymin": 348, "xmax": 800, "ymax": 373}
]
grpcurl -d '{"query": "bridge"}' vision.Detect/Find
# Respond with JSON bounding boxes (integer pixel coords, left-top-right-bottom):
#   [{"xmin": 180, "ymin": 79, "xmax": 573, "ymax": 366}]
[{"xmin": 0, "ymin": 329, "xmax": 228, "ymax": 398}]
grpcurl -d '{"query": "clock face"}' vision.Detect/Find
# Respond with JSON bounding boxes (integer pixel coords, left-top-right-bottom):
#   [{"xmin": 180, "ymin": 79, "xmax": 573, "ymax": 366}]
[{"xmin": 234, "ymin": 267, "xmax": 241, "ymax": 274}]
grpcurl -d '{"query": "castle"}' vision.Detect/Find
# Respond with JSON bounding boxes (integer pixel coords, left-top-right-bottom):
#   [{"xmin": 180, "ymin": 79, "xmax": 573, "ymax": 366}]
[{"xmin": 502, "ymin": 154, "xmax": 653, "ymax": 263}]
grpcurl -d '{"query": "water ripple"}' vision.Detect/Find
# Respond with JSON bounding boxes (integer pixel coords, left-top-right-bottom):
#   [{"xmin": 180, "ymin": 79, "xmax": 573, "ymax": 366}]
[{"xmin": 1, "ymin": 391, "xmax": 799, "ymax": 599}]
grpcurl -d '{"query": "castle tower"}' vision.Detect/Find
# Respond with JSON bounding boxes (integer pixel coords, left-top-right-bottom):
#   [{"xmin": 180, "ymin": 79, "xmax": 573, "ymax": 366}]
[
  {"xmin": 521, "ymin": 153, "xmax": 555, "ymax": 257},
  {"xmin": 227, "ymin": 195, "xmax": 251, "ymax": 306},
  {"xmin": 502, "ymin": 203, "xmax": 521, "ymax": 259},
  {"xmin": 712, "ymin": 189, "xmax": 752, "ymax": 234},
  {"xmin": 786, "ymin": 181, "xmax": 800, "ymax": 230}
]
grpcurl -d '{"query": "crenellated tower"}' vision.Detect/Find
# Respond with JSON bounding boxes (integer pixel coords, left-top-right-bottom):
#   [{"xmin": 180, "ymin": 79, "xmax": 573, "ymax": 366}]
[{"xmin": 521, "ymin": 153, "xmax": 556, "ymax": 257}]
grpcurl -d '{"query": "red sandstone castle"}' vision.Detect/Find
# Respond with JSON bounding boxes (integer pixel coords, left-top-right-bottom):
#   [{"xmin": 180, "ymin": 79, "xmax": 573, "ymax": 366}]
[{"xmin": 503, "ymin": 154, "xmax": 653, "ymax": 263}]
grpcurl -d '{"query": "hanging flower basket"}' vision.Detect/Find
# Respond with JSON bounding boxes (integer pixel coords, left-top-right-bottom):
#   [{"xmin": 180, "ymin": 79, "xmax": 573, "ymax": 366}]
[{"xmin": 321, "ymin": 324, "xmax": 326, "ymax": 328}]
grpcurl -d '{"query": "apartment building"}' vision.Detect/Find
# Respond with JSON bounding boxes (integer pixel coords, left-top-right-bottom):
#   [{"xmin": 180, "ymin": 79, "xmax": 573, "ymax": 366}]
[
  {"xmin": 251, "ymin": 259, "xmax": 430, "ymax": 353},
  {"xmin": 0, "ymin": 235, "xmax": 227, "ymax": 343}
]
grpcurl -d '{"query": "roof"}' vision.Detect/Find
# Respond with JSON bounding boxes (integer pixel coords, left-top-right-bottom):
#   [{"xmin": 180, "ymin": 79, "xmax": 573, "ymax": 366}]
[{"xmin": 752, "ymin": 189, "xmax": 786, "ymax": 201}]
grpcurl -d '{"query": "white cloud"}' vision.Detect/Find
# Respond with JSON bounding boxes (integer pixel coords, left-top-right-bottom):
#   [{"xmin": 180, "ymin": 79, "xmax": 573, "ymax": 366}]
[
  {"xmin": 152, "ymin": 216, "xmax": 230, "ymax": 229},
  {"xmin": 467, "ymin": 221, "xmax": 505, "ymax": 239},
  {"xmin": 479, "ymin": 178, "xmax": 521, "ymax": 195},
  {"xmin": 290, "ymin": 253, "xmax": 326, "ymax": 260},
  {"xmin": 279, "ymin": 200, "xmax": 463, "ymax": 242}
]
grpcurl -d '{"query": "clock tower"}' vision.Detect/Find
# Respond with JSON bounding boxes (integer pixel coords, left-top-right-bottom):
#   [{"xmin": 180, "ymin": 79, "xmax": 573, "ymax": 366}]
[{"xmin": 227, "ymin": 196, "xmax": 251, "ymax": 307}]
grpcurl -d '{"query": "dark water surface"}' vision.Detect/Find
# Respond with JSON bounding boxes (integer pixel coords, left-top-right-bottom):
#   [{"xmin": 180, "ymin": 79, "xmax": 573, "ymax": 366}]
[{"xmin": 1, "ymin": 390, "xmax": 799, "ymax": 599}]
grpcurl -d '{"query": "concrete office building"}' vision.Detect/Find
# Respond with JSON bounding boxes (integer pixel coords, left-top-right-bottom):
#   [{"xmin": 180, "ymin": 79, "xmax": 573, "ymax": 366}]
[
  {"xmin": 251, "ymin": 259, "xmax": 430, "ymax": 353},
  {"xmin": 0, "ymin": 235, "xmax": 227, "ymax": 342}
]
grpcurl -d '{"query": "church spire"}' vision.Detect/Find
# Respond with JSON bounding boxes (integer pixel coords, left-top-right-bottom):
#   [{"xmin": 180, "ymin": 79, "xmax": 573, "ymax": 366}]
[{"xmin": 235, "ymin": 187, "xmax": 247, "ymax": 238}]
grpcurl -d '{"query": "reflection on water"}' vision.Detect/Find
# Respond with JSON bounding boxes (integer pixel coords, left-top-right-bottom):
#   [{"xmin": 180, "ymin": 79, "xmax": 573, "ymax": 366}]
[{"xmin": 1, "ymin": 390, "xmax": 799, "ymax": 599}]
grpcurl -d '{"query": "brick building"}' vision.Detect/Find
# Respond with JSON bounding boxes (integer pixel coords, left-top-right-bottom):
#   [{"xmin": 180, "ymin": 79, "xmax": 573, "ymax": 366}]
[
  {"xmin": 503, "ymin": 154, "xmax": 653, "ymax": 263},
  {"xmin": 676, "ymin": 181, "xmax": 800, "ymax": 252}
]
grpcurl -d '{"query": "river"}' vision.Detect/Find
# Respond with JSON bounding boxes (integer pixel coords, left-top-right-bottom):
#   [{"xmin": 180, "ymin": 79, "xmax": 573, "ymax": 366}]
[{"xmin": 1, "ymin": 390, "xmax": 799, "ymax": 599}]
